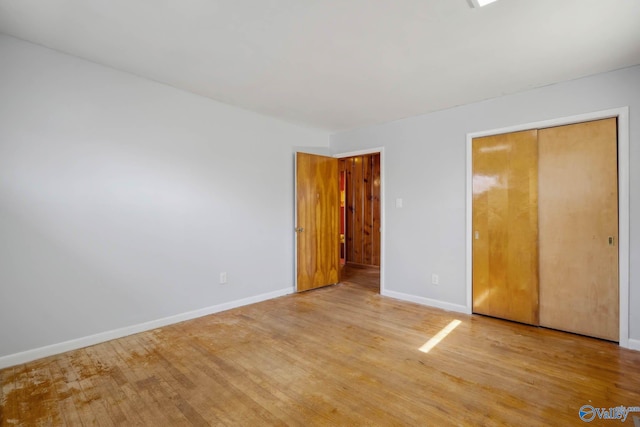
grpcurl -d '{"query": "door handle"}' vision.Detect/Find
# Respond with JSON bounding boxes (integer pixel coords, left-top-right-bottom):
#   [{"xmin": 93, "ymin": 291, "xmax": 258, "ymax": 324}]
[
  {"xmin": 295, "ymin": 227, "xmax": 304, "ymax": 233},
  {"xmin": 608, "ymin": 236, "xmax": 615, "ymax": 246}
]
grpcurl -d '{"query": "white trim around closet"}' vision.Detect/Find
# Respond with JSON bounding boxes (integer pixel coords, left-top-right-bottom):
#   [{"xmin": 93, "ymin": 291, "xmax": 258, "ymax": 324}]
[{"xmin": 465, "ymin": 107, "xmax": 630, "ymax": 349}]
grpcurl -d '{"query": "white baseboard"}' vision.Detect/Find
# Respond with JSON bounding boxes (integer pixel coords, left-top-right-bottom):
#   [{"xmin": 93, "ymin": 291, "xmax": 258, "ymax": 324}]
[
  {"xmin": 381, "ymin": 290, "xmax": 470, "ymax": 314},
  {"xmin": 628, "ymin": 339, "xmax": 640, "ymax": 351},
  {"xmin": 0, "ymin": 287, "xmax": 293, "ymax": 370}
]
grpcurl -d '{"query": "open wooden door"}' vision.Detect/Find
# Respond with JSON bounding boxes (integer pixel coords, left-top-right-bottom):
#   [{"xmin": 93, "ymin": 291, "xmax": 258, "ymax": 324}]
[{"xmin": 295, "ymin": 152, "xmax": 340, "ymax": 292}]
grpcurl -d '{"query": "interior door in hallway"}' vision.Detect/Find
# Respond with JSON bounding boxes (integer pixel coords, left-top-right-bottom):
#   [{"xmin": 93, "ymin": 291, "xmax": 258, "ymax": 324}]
[
  {"xmin": 472, "ymin": 130, "xmax": 540, "ymax": 325},
  {"xmin": 295, "ymin": 152, "xmax": 340, "ymax": 291},
  {"xmin": 538, "ymin": 118, "xmax": 619, "ymax": 341}
]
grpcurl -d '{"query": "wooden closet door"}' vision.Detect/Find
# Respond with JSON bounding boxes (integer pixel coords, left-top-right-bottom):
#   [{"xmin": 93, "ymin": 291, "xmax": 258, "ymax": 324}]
[
  {"xmin": 538, "ymin": 118, "xmax": 618, "ymax": 341},
  {"xmin": 472, "ymin": 130, "xmax": 539, "ymax": 325}
]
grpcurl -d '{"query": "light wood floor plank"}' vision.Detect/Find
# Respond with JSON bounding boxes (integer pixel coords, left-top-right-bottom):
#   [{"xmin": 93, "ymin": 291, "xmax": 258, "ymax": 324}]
[{"xmin": 2, "ymin": 264, "xmax": 639, "ymax": 426}]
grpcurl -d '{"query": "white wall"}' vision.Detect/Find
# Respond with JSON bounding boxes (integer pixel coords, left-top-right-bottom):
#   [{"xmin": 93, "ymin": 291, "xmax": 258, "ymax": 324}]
[
  {"xmin": 0, "ymin": 35, "xmax": 328, "ymax": 361},
  {"xmin": 331, "ymin": 65, "xmax": 640, "ymax": 344}
]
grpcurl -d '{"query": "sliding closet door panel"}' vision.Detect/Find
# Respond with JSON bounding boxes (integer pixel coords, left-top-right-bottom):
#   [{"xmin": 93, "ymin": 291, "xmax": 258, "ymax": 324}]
[
  {"xmin": 538, "ymin": 118, "xmax": 618, "ymax": 341},
  {"xmin": 472, "ymin": 130, "xmax": 539, "ymax": 325}
]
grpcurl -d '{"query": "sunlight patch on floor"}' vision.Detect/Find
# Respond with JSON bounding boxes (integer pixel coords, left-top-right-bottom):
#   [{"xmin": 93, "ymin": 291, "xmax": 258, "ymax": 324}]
[{"xmin": 419, "ymin": 320, "xmax": 462, "ymax": 353}]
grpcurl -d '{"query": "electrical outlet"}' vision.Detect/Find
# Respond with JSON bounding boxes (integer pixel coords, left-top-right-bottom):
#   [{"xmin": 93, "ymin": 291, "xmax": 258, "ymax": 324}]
[
  {"xmin": 431, "ymin": 274, "xmax": 439, "ymax": 285},
  {"xmin": 219, "ymin": 272, "xmax": 227, "ymax": 284}
]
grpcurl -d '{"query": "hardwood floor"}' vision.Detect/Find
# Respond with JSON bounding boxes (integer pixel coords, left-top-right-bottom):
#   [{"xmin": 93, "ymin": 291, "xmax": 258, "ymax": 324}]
[
  {"xmin": 2, "ymin": 266, "xmax": 639, "ymax": 426},
  {"xmin": 339, "ymin": 263, "xmax": 380, "ymax": 292}
]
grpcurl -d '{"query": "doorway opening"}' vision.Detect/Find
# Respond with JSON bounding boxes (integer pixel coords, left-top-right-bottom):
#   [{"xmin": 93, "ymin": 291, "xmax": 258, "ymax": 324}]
[{"xmin": 338, "ymin": 152, "xmax": 381, "ymax": 293}]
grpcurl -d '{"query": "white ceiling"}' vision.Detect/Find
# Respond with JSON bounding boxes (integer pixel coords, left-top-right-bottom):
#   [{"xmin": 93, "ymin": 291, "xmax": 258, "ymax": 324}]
[{"xmin": 1, "ymin": 0, "xmax": 639, "ymax": 132}]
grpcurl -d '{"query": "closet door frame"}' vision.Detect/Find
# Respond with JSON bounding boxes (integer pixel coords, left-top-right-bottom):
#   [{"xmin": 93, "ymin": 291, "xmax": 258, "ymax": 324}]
[{"xmin": 465, "ymin": 107, "xmax": 630, "ymax": 348}]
